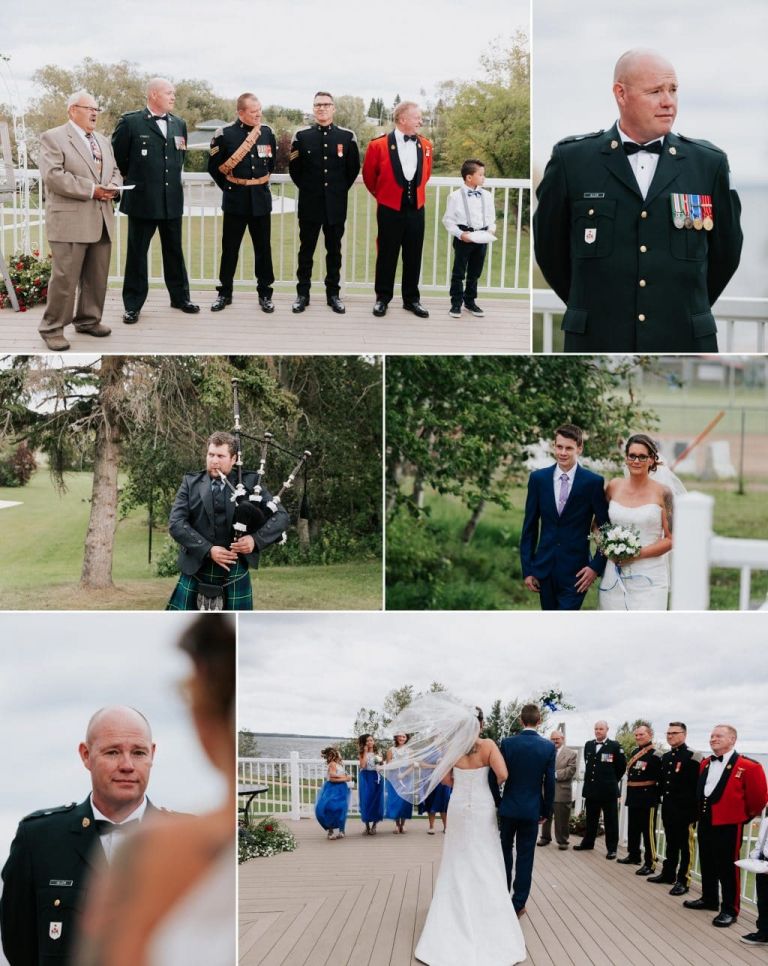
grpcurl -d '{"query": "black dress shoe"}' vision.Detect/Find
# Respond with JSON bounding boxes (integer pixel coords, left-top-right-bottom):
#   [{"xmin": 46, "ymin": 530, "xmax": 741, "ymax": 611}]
[
  {"xmin": 635, "ymin": 865, "xmax": 655, "ymax": 876},
  {"xmin": 259, "ymin": 296, "xmax": 275, "ymax": 313},
  {"xmin": 211, "ymin": 295, "xmax": 231, "ymax": 312},
  {"xmin": 122, "ymin": 309, "xmax": 140, "ymax": 324},
  {"xmin": 648, "ymin": 873, "xmax": 675, "ymax": 884},
  {"xmin": 292, "ymin": 295, "xmax": 309, "ymax": 313},
  {"xmin": 403, "ymin": 301, "xmax": 429, "ymax": 318},
  {"xmin": 617, "ymin": 856, "xmax": 642, "ymax": 865},
  {"xmin": 171, "ymin": 300, "xmax": 200, "ymax": 313},
  {"xmin": 372, "ymin": 300, "xmax": 388, "ymax": 317},
  {"xmin": 712, "ymin": 912, "xmax": 736, "ymax": 928},
  {"xmin": 684, "ymin": 898, "xmax": 719, "ymax": 911},
  {"xmin": 669, "ymin": 883, "xmax": 688, "ymax": 896},
  {"xmin": 605, "ymin": 851, "xmax": 617, "ymax": 860},
  {"xmin": 327, "ymin": 295, "xmax": 345, "ymax": 314},
  {"xmin": 573, "ymin": 843, "xmax": 593, "ymax": 851}
]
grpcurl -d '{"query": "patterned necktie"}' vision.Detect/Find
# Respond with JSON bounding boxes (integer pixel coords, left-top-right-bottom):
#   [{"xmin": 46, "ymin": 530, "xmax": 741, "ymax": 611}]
[
  {"xmin": 557, "ymin": 472, "xmax": 570, "ymax": 515},
  {"xmin": 86, "ymin": 132, "xmax": 102, "ymax": 177}
]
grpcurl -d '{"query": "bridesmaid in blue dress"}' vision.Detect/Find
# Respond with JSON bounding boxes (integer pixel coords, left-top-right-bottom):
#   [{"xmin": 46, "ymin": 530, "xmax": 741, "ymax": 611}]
[
  {"xmin": 419, "ymin": 782, "xmax": 452, "ymax": 834},
  {"xmin": 314, "ymin": 747, "xmax": 352, "ymax": 840},
  {"xmin": 385, "ymin": 733, "xmax": 414, "ymax": 833},
  {"xmin": 357, "ymin": 734, "xmax": 384, "ymax": 835}
]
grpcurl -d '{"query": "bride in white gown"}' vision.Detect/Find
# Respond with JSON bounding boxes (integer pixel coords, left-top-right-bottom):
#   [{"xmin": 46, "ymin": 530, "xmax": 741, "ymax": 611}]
[
  {"xmin": 598, "ymin": 434, "xmax": 676, "ymax": 611},
  {"xmin": 382, "ymin": 696, "xmax": 526, "ymax": 966}
]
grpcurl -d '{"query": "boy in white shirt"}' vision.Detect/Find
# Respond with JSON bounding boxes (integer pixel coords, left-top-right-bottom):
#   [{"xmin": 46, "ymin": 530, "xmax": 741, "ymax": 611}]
[{"xmin": 442, "ymin": 159, "xmax": 496, "ymax": 318}]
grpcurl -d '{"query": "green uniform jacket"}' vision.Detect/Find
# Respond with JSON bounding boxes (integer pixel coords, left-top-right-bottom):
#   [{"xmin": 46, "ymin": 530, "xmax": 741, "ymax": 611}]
[
  {"xmin": 112, "ymin": 109, "xmax": 188, "ymax": 220},
  {"xmin": 534, "ymin": 124, "xmax": 743, "ymax": 352},
  {"xmin": 0, "ymin": 797, "xmax": 160, "ymax": 965}
]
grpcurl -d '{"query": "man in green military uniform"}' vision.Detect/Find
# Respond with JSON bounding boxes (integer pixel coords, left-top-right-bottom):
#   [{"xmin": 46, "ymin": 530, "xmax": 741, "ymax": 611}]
[
  {"xmin": 207, "ymin": 94, "xmax": 277, "ymax": 314},
  {"xmin": 112, "ymin": 77, "xmax": 199, "ymax": 324},
  {"xmin": 534, "ymin": 49, "xmax": 742, "ymax": 352},
  {"xmin": 0, "ymin": 706, "xmax": 166, "ymax": 965}
]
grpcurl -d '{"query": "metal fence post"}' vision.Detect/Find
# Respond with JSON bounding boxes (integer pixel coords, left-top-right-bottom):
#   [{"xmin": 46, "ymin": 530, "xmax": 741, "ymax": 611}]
[{"xmin": 670, "ymin": 492, "xmax": 714, "ymax": 610}]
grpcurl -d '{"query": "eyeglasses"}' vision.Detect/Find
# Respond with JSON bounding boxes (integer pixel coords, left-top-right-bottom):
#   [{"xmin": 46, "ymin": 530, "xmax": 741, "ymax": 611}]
[
  {"xmin": 666, "ymin": 731, "xmax": 685, "ymax": 735},
  {"xmin": 72, "ymin": 105, "xmax": 101, "ymax": 113},
  {"xmin": 626, "ymin": 454, "xmax": 650, "ymax": 462},
  {"xmin": 313, "ymin": 103, "xmax": 334, "ymax": 109}
]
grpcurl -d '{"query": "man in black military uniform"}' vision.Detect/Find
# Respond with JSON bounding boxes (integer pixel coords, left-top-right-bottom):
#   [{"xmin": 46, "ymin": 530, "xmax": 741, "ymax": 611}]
[
  {"xmin": 647, "ymin": 721, "xmax": 700, "ymax": 895},
  {"xmin": 288, "ymin": 91, "xmax": 360, "ymax": 314},
  {"xmin": 112, "ymin": 77, "xmax": 199, "ymax": 324},
  {"xmin": 574, "ymin": 720, "xmax": 626, "ymax": 859},
  {"xmin": 0, "ymin": 706, "xmax": 164, "ymax": 966},
  {"xmin": 208, "ymin": 93, "xmax": 276, "ymax": 314},
  {"xmin": 534, "ymin": 48, "xmax": 742, "ymax": 352},
  {"xmin": 617, "ymin": 723, "xmax": 662, "ymax": 875},
  {"xmin": 166, "ymin": 431, "xmax": 289, "ymax": 610}
]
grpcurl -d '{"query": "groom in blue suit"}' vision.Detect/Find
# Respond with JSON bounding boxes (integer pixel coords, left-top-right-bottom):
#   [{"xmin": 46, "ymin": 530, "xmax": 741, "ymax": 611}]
[
  {"xmin": 520, "ymin": 423, "xmax": 609, "ymax": 610},
  {"xmin": 490, "ymin": 704, "xmax": 556, "ymax": 916}
]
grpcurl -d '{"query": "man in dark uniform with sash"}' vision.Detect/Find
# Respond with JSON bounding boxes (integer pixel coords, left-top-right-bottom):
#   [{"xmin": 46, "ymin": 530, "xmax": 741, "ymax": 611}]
[
  {"xmin": 618, "ymin": 723, "xmax": 662, "ymax": 875},
  {"xmin": 166, "ymin": 431, "xmax": 289, "ymax": 610},
  {"xmin": 288, "ymin": 91, "xmax": 360, "ymax": 314},
  {"xmin": 574, "ymin": 720, "xmax": 626, "ymax": 859},
  {"xmin": 208, "ymin": 94, "xmax": 276, "ymax": 314},
  {"xmin": 362, "ymin": 100, "xmax": 433, "ymax": 318},
  {"xmin": 684, "ymin": 724, "xmax": 768, "ymax": 927},
  {"xmin": 534, "ymin": 48, "xmax": 742, "ymax": 352},
  {"xmin": 648, "ymin": 721, "xmax": 700, "ymax": 895},
  {"xmin": 112, "ymin": 77, "xmax": 199, "ymax": 324},
  {"xmin": 0, "ymin": 706, "xmax": 166, "ymax": 965}
]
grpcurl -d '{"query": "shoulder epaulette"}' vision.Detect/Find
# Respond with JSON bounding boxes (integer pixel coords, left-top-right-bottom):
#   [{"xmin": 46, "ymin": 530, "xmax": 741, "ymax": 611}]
[
  {"xmin": 738, "ymin": 754, "xmax": 760, "ymax": 764},
  {"xmin": 336, "ymin": 125, "xmax": 358, "ymax": 142},
  {"xmin": 261, "ymin": 123, "xmax": 274, "ymax": 135},
  {"xmin": 119, "ymin": 110, "xmax": 143, "ymax": 120},
  {"xmin": 557, "ymin": 130, "xmax": 604, "ymax": 145},
  {"xmin": 21, "ymin": 802, "xmax": 77, "ymax": 822},
  {"xmin": 676, "ymin": 134, "xmax": 726, "ymax": 154}
]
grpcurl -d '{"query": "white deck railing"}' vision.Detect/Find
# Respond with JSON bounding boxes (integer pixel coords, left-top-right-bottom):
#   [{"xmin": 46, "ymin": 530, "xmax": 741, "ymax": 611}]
[
  {"xmin": 1, "ymin": 170, "xmax": 530, "ymax": 295},
  {"xmin": 671, "ymin": 491, "xmax": 768, "ymax": 610},
  {"xmin": 533, "ymin": 288, "xmax": 768, "ymax": 353}
]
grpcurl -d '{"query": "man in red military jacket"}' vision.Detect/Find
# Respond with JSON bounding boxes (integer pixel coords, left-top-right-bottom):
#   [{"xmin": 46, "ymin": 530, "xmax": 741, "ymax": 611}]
[
  {"xmin": 683, "ymin": 724, "xmax": 768, "ymax": 927},
  {"xmin": 362, "ymin": 101, "xmax": 433, "ymax": 318}
]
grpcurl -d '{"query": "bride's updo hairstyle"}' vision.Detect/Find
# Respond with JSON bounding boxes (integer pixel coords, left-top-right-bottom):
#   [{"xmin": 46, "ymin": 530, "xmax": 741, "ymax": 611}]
[{"xmin": 625, "ymin": 433, "xmax": 661, "ymax": 473}]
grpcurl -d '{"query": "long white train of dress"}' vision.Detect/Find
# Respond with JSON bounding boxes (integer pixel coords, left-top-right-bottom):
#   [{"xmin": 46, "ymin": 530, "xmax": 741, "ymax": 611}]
[
  {"xmin": 414, "ymin": 767, "xmax": 526, "ymax": 966},
  {"xmin": 598, "ymin": 501, "xmax": 669, "ymax": 611}
]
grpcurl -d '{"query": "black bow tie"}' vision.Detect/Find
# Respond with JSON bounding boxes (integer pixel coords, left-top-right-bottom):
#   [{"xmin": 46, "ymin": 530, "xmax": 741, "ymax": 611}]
[
  {"xmin": 95, "ymin": 819, "xmax": 140, "ymax": 834},
  {"xmin": 151, "ymin": 114, "xmax": 168, "ymax": 122},
  {"xmin": 467, "ymin": 189, "xmax": 481, "ymax": 197},
  {"xmin": 623, "ymin": 139, "xmax": 662, "ymax": 156},
  {"xmin": 403, "ymin": 134, "xmax": 418, "ymax": 142},
  {"xmin": 711, "ymin": 755, "xmax": 724, "ymax": 763}
]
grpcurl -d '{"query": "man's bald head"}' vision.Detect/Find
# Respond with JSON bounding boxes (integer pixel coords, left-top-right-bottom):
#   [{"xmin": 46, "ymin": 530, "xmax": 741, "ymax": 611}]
[
  {"xmin": 146, "ymin": 77, "xmax": 176, "ymax": 116},
  {"xmin": 85, "ymin": 706, "xmax": 153, "ymax": 746},
  {"xmin": 614, "ymin": 49, "xmax": 674, "ymax": 85},
  {"xmin": 612, "ymin": 48, "xmax": 678, "ymax": 143}
]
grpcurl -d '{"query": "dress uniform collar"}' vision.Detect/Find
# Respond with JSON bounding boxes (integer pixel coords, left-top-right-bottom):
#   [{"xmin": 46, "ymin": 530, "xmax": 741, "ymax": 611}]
[{"xmin": 316, "ymin": 123, "xmax": 334, "ymax": 132}]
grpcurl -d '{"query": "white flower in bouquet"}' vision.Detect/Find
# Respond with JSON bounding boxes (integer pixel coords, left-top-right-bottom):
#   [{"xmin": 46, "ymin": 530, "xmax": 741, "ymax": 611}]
[{"xmin": 597, "ymin": 522, "xmax": 642, "ymax": 562}]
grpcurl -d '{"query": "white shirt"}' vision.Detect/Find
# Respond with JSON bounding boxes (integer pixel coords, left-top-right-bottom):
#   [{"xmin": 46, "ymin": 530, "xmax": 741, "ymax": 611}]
[
  {"xmin": 147, "ymin": 107, "xmax": 168, "ymax": 139},
  {"xmin": 442, "ymin": 186, "xmax": 496, "ymax": 239},
  {"xmin": 394, "ymin": 128, "xmax": 417, "ymax": 181},
  {"xmin": 91, "ymin": 795, "xmax": 147, "ymax": 863},
  {"xmin": 704, "ymin": 748, "xmax": 736, "ymax": 797},
  {"xmin": 553, "ymin": 462, "xmax": 578, "ymax": 507},
  {"xmin": 617, "ymin": 122, "xmax": 663, "ymax": 200}
]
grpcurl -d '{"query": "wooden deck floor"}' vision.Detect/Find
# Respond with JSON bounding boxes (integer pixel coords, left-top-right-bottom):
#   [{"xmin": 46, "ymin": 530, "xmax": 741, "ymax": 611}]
[
  {"xmin": 2, "ymin": 290, "xmax": 530, "ymax": 355},
  {"xmin": 239, "ymin": 819, "xmax": 762, "ymax": 966}
]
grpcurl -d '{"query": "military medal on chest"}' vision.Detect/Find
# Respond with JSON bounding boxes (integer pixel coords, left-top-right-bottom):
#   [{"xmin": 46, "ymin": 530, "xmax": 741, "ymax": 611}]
[
  {"xmin": 671, "ymin": 194, "xmax": 685, "ymax": 229},
  {"xmin": 691, "ymin": 194, "xmax": 703, "ymax": 230},
  {"xmin": 701, "ymin": 194, "xmax": 714, "ymax": 230}
]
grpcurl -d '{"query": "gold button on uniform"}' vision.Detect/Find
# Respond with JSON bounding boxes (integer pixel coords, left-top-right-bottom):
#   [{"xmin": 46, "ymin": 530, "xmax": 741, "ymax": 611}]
[
  {"xmin": 638, "ymin": 314, "xmax": 646, "ymax": 322},
  {"xmin": 669, "ymin": 146, "xmax": 677, "ymax": 155},
  {"xmin": 640, "ymin": 245, "xmax": 647, "ymax": 252},
  {"xmin": 588, "ymin": 208, "xmax": 594, "ymax": 216},
  {"xmin": 640, "ymin": 211, "xmax": 648, "ymax": 219},
  {"xmin": 54, "ymin": 899, "xmax": 61, "ymax": 907},
  {"xmin": 639, "ymin": 279, "xmax": 647, "ymax": 287}
]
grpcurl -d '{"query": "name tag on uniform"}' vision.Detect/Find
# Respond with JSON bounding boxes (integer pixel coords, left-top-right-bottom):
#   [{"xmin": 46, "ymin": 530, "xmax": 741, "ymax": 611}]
[
  {"xmin": 584, "ymin": 228, "xmax": 597, "ymax": 244},
  {"xmin": 601, "ymin": 752, "xmax": 614, "ymax": 762},
  {"xmin": 583, "ymin": 192, "xmax": 604, "ymax": 198},
  {"xmin": 49, "ymin": 879, "xmax": 73, "ymax": 887},
  {"xmin": 174, "ymin": 136, "xmax": 186, "ymax": 150},
  {"xmin": 49, "ymin": 922, "xmax": 63, "ymax": 940}
]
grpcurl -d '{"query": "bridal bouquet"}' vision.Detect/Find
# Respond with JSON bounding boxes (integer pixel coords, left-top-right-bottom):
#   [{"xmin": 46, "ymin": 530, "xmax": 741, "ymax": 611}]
[{"xmin": 597, "ymin": 522, "xmax": 642, "ymax": 562}]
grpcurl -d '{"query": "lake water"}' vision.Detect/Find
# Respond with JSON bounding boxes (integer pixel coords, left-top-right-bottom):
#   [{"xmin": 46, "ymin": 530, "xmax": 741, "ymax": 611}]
[{"xmin": 250, "ymin": 734, "xmax": 347, "ymax": 759}]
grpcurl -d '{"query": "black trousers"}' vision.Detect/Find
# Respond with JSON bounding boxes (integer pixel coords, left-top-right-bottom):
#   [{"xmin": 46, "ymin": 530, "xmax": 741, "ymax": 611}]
[
  {"xmin": 296, "ymin": 219, "xmax": 345, "ymax": 297},
  {"xmin": 499, "ymin": 816, "xmax": 538, "ymax": 912},
  {"xmin": 660, "ymin": 811, "xmax": 695, "ymax": 884},
  {"xmin": 218, "ymin": 212, "xmax": 274, "ymax": 298},
  {"xmin": 123, "ymin": 216, "xmax": 190, "ymax": 310},
  {"xmin": 374, "ymin": 203, "xmax": 424, "ymax": 304},
  {"xmin": 697, "ymin": 814, "xmax": 743, "ymax": 916},
  {"xmin": 756, "ymin": 868, "xmax": 768, "ymax": 935},
  {"xmin": 449, "ymin": 238, "xmax": 487, "ymax": 305},
  {"xmin": 583, "ymin": 796, "xmax": 619, "ymax": 852},
  {"xmin": 626, "ymin": 804, "xmax": 657, "ymax": 864}
]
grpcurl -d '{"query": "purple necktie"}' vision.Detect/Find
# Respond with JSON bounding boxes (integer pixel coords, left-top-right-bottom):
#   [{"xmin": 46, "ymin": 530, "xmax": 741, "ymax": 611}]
[{"xmin": 557, "ymin": 472, "xmax": 569, "ymax": 515}]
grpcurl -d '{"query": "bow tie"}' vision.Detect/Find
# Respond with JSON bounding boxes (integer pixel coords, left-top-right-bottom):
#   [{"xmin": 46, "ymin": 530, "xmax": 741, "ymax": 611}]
[
  {"xmin": 95, "ymin": 819, "xmax": 140, "ymax": 834},
  {"xmin": 403, "ymin": 134, "xmax": 418, "ymax": 142},
  {"xmin": 623, "ymin": 139, "xmax": 662, "ymax": 156},
  {"xmin": 467, "ymin": 189, "xmax": 481, "ymax": 197},
  {"xmin": 151, "ymin": 114, "xmax": 168, "ymax": 121},
  {"xmin": 710, "ymin": 755, "xmax": 724, "ymax": 763}
]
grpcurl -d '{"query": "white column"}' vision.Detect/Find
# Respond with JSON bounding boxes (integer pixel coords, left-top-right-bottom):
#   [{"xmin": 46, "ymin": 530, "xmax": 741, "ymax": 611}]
[
  {"xmin": 289, "ymin": 751, "xmax": 301, "ymax": 822},
  {"xmin": 671, "ymin": 492, "xmax": 714, "ymax": 610}
]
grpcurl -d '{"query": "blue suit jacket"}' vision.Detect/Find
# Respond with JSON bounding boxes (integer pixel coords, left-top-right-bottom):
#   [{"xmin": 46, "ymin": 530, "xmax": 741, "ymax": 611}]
[
  {"xmin": 492, "ymin": 730, "xmax": 556, "ymax": 822},
  {"xmin": 520, "ymin": 463, "xmax": 609, "ymax": 580}
]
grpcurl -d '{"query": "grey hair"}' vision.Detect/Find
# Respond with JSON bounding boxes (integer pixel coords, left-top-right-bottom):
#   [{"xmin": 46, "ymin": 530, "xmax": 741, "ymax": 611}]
[
  {"xmin": 393, "ymin": 100, "xmax": 420, "ymax": 124},
  {"xmin": 67, "ymin": 89, "xmax": 94, "ymax": 109}
]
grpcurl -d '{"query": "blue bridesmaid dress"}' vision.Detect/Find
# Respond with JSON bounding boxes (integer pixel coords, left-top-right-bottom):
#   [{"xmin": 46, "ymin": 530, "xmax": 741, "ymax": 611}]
[
  {"xmin": 315, "ymin": 764, "xmax": 350, "ymax": 832},
  {"xmin": 359, "ymin": 754, "xmax": 385, "ymax": 825}
]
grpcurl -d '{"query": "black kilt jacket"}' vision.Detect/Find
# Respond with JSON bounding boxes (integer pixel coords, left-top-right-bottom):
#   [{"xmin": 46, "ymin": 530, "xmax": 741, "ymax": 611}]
[{"xmin": 111, "ymin": 109, "xmax": 188, "ymax": 220}]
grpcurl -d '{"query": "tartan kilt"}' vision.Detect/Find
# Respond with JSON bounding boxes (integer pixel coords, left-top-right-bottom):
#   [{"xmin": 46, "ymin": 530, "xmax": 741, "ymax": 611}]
[{"xmin": 166, "ymin": 558, "xmax": 253, "ymax": 611}]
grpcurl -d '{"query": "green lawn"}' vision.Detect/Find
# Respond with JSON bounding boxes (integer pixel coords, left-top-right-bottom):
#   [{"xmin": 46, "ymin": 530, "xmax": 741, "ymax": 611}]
[
  {"xmin": 0, "ymin": 471, "xmax": 381, "ymax": 610},
  {"xmin": 386, "ymin": 482, "xmax": 768, "ymax": 611}
]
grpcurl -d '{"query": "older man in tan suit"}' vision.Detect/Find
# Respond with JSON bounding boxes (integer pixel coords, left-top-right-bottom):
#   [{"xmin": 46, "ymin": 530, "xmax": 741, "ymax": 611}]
[
  {"xmin": 538, "ymin": 731, "xmax": 577, "ymax": 849},
  {"xmin": 37, "ymin": 90, "xmax": 121, "ymax": 350}
]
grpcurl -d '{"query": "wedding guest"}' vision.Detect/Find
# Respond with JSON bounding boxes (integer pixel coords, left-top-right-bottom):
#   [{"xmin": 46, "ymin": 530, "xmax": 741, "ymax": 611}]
[
  {"xmin": 315, "ymin": 747, "xmax": 352, "ymax": 840},
  {"xmin": 539, "ymin": 731, "xmax": 577, "ymax": 849},
  {"xmin": 357, "ymin": 734, "xmax": 384, "ymax": 835},
  {"xmin": 740, "ymin": 815, "xmax": 768, "ymax": 946},
  {"xmin": 385, "ymin": 734, "xmax": 414, "ymax": 833}
]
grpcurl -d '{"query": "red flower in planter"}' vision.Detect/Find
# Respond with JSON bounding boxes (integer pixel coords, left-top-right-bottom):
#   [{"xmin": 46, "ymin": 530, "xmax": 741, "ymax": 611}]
[
  {"xmin": 15, "ymin": 261, "xmax": 24, "ymax": 270},
  {"xmin": 33, "ymin": 278, "xmax": 41, "ymax": 286},
  {"xmin": 264, "ymin": 825, "xmax": 274, "ymax": 832}
]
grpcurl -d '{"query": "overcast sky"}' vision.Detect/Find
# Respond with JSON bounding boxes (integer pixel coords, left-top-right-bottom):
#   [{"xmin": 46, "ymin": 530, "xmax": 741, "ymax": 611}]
[
  {"xmin": 1, "ymin": 0, "xmax": 527, "ymax": 113},
  {"xmin": 239, "ymin": 611, "xmax": 768, "ymax": 756},
  {"xmin": 0, "ymin": 613, "xmax": 227, "ymax": 875},
  {"xmin": 533, "ymin": 0, "xmax": 768, "ymax": 185}
]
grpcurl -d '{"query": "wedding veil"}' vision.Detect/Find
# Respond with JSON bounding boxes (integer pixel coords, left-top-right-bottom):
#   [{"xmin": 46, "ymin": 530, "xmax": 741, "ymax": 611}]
[{"xmin": 379, "ymin": 692, "xmax": 480, "ymax": 804}]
